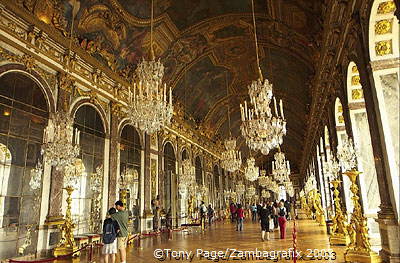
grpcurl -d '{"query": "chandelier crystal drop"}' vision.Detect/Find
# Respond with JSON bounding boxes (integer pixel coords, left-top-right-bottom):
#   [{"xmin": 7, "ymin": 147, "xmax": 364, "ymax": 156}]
[
  {"xmin": 41, "ymin": 111, "xmax": 80, "ymax": 170},
  {"xmin": 127, "ymin": 0, "xmax": 173, "ymax": 134},
  {"xmin": 272, "ymin": 148, "xmax": 290, "ymax": 183},
  {"xmin": 244, "ymin": 157, "xmax": 259, "ymax": 182},
  {"xmin": 337, "ymin": 134, "xmax": 358, "ymax": 171},
  {"xmin": 258, "ymin": 170, "xmax": 268, "ymax": 187},
  {"xmin": 246, "ymin": 186, "xmax": 256, "ymax": 199},
  {"xmin": 324, "ymin": 154, "xmax": 340, "ymax": 180}
]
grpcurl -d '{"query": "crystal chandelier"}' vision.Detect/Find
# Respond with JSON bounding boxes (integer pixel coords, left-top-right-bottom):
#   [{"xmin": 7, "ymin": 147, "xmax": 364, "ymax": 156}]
[
  {"xmin": 127, "ymin": 0, "xmax": 173, "ymax": 134},
  {"xmin": 244, "ymin": 157, "xmax": 259, "ymax": 181},
  {"xmin": 284, "ymin": 181, "xmax": 294, "ymax": 197},
  {"xmin": 221, "ymin": 72, "xmax": 242, "ymax": 172},
  {"xmin": 64, "ymin": 158, "xmax": 85, "ymax": 187},
  {"xmin": 236, "ymin": 181, "xmax": 245, "ymax": 195},
  {"xmin": 179, "ymin": 159, "xmax": 196, "ymax": 189},
  {"xmin": 272, "ymin": 148, "xmax": 290, "ymax": 183},
  {"xmin": 240, "ymin": 0, "xmax": 286, "ymax": 156},
  {"xmin": 246, "ymin": 186, "xmax": 256, "ymax": 199},
  {"xmin": 337, "ymin": 134, "xmax": 358, "ymax": 172},
  {"xmin": 261, "ymin": 189, "xmax": 270, "ymax": 199},
  {"xmin": 324, "ymin": 154, "xmax": 340, "ymax": 180},
  {"xmin": 119, "ymin": 167, "xmax": 138, "ymax": 189},
  {"xmin": 29, "ymin": 161, "xmax": 43, "ymax": 190},
  {"xmin": 258, "ymin": 170, "xmax": 268, "ymax": 187},
  {"xmin": 41, "ymin": 111, "xmax": 80, "ymax": 170}
]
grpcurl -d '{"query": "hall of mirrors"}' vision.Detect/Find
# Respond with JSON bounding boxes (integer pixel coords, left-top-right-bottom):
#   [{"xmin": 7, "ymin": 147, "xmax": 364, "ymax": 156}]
[{"xmin": 0, "ymin": 0, "xmax": 399, "ymax": 262}]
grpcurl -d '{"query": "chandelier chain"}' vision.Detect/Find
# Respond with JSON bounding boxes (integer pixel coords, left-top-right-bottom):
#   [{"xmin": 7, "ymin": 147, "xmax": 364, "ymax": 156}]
[{"xmin": 251, "ymin": 0, "xmax": 261, "ymax": 78}]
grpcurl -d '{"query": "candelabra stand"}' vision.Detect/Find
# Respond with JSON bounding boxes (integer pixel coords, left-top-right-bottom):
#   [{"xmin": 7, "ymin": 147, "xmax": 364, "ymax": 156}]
[
  {"xmin": 119, "ymin": 188, "xmax": 128, "ymax": 207},
  {"xmin": 344, "ymin": 170, "xmax": 381, "ymax": 263},
  {"xmin": 312, "ymin": 189, "xmax": 325, "ymax": 226},
  {"xmin": 54, "ymin": 186, "xmax": 78, "ymax": 257},
  {"xmin": 89, "ymin": 192, "xmax": 101, "ymax": 233},
  {"xmin": 329, "ymin": 180, "xmax": 350, "ymax": 246}
]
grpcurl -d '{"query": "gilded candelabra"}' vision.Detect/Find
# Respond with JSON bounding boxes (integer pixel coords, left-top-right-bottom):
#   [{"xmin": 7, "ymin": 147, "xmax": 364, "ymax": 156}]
[
  {"xmin": 329, "ymin": 180, "xmax": 350, "ymax": 246},
  {"xmin": 313, "ymin": 190, "xmax": 326, "ymax": 226},
  {"xmin": 344, "ymin": 170, "xmax": 381, "ymax": 263},
  {"xmin": 54, "ymin": 186, "xmax": 78, "ymax": 257}
]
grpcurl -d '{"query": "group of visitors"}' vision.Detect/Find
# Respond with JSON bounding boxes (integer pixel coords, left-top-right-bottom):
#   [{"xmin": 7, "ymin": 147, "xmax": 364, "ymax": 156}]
[
  {"xmin": 102, "ymin": 201, "xmax": 129, "ymax": 263},
  {"xmin": 257, "ymin": 200, "xmax": 289, "ymax": 241},
  {"xmin": 199, "ymin": 201, "xmax": 215, "ymax": 228},
  {"xmin": 229, "ymin": 203, "xmax": 245, "ymax": 231},
  {"xmin": 228, "ymin": 199, "xmax": 293, "ymax": 241}
]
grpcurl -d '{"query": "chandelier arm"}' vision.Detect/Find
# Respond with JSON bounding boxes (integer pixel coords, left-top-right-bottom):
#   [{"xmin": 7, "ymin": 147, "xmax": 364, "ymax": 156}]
[
  {"xmin": 251, "ymin": 0, "xmax": 262, "ymax": 80},
  {"xmin": 226, "ymin": 71, "xmax": 232, "ymax": 137}
]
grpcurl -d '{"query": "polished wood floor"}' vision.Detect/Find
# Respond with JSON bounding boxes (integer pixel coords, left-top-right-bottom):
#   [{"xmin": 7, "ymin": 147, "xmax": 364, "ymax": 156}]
[{"xmin": 57, "ymin": 219, "xmax": 346, "ymax": 263}]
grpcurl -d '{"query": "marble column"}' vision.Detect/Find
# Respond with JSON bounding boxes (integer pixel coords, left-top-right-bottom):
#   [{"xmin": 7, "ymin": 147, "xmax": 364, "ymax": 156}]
[
  {"xmin": 107, "ymin": 112, "xmax": 119, "ymax": 208},
  {"xmin": 141, "ymin": 134, "xmax": 154, "ymax": 231}
]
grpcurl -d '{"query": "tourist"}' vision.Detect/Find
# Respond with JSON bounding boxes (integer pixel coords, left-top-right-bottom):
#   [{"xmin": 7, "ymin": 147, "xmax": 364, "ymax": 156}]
[
  {"xmin": 285, "ymin": 200, "xmax": 291, "ymax": 220},
  {"xmin": 200, "ymin": 201, "xmax": 207, "ymax": 229},
  {"xmin": 207, "ymin": 204, "xmax": 214, "ymax": 226},
  {"xmin": 236, "ymin": 204, "xmax": 244, "ymax": 231},
  {"xmin": 278, "ymin": 201, "xmax": 287, "ymax": 239},
  {"xmin": 230, "ymin": 203, "xmax": 237, "ymax": 222},
  {"xmin": 273, "ymin": 201, "xmax": 279, "ymax": 230},
  {"xmin": 112, "ymin": 201, "xmax": 129, "ymax": 263},
  {"xmin": 259, "ymin": 203, "xmax": 272, "ymax": 241},
  {"xmin": 251, "ymin": 203, "xmax": 257, "ymax": 222},
  {"xmin": 268, "ymin": 202, "xmax": 275, "ymax": 230},
  {"xmin": 102, "ymin": 208, "xmax": 120, "ymax": 263}
]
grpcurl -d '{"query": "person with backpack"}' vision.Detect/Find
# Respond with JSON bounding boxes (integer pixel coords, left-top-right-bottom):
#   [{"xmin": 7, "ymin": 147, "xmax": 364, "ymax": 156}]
[
  {"xmin": 259, "ymin": 202, "xmax": 272, "ymax": 241},
  {"xmin": 112, "ymin": 201, "xmax": 129, "ymax": 263},
  {"xmin": 102, "ymin": 208, "xmax": 120, "ymax": 263},
  {"xmin": 278, "ymin": 201, "xmax": 287, "ymax": 239}
]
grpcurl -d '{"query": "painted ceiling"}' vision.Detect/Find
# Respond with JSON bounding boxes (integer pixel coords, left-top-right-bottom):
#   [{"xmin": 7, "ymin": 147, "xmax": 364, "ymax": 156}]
[{"xmin": 32, "ymin": 0, "xmax": 324, "ymax": 173}]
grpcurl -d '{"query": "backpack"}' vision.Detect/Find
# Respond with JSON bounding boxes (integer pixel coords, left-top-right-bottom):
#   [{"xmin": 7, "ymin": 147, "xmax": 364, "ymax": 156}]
[
  {"xmin": 103, "ymin": 220, "xmax": 117, "ymax": 244},
  {"xmin": 279, "ymin": 207, "xmax": 286, "ymax": 217}
]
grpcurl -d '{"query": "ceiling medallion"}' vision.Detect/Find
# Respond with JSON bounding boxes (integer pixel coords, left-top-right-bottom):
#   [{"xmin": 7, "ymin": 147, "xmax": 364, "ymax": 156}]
[
  {"xmin": 127, "ymin": 0, "xmax": 173, "ymax": 134},
  {"xmin": 272, "ymin": 147, "xmax": 291, "ymax": 183},
  {"xmin": 240, "ymin": 0, "xmax": 286, "ymax": 155}
]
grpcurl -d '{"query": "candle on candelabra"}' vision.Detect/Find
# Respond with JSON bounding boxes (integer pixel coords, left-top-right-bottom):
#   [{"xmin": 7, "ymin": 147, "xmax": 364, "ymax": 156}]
[
  {"xmin": 240, "ymin": 104, "xmax": 244, "ymax": 121},
  {"xmin": 273, "ymin": 97, "xmax": 278, "ymax": 116},
  {"xmin": 272, "ymin": 162, "xmax": 275, "ymax": 171},
  {"xmin": 244, "ymin": 101, "xmax": 248, "ymax": 120},
  {"xmin": 280, "ymin": 99, "xmax": 284, "ymax": 119},
  {"xmin": 169, "ymin": 87, "xmax": 172, "ymax": 104}
]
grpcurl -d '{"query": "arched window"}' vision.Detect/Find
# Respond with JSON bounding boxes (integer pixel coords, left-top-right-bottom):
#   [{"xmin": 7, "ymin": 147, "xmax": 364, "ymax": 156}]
[
  {"xmin": 347, "ymin": 62, "xmax": 381, "ymax": 249},
  {"xmin": 195, "ymin": 156, "xmax": 203, "ymax": 185},
  {"xmin": 369, "ymin": 0, "xmax": 399, "ymax": 217},
  {"xmin": 163, "ymin": 142, "xmax": 175, "ymax": 212},
  {"xmin": 181, "ymin": 149, "xmax": 188, "ymax": 161},
  {"xmin": 119, "ymin": 125, "xmax": 141, "ymax": 233},
  {"xmin": 0, "ymin": 72, "xmax": 49, "ymax": 258},
  {"xmin": 73, "ymin": 105, "xmax": 105, "ymax": 234}
]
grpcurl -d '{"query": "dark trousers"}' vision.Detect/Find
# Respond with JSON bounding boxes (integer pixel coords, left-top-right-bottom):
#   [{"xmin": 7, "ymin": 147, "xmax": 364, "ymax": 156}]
[{"xmin": 251, "ymin": 212, "xmax": 257, "ymax": 222}]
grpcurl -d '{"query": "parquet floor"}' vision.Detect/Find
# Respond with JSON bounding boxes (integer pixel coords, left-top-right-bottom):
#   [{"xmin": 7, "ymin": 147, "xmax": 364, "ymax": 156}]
[{"xmin": 57, "ymin": 219, "xmax": 346, "ymax": 263}]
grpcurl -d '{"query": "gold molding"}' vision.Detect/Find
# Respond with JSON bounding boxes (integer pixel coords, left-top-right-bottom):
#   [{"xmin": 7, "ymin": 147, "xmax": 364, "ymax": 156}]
[
  {"xmin": 377, "ymin": 1, "xmax": 396, "ymax": 14},
  {"xmin": 375, "ymin": 40, "xmax": 393, "ymax": 56},
  {"xmin": 375, "ymin": 19, "xmax": 393, "ymax": 35}
]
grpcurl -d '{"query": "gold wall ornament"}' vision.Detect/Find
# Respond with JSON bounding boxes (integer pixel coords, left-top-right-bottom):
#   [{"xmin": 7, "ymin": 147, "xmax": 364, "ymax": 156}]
[
  {"xmin": 53, "ymin": 186, "xmax": 79, "ymax": 257},
  {"xmin": 343, "ymin": 170, "xmax": 381, "ymax": 263},
  {"xmin": 338, "ymin": 115, "xmax": 345, "ymax": 124},
  {"xmin": 375, "ymin": 19, "xmax": 393, "ymax": 35},
  {"xmin": 351, "ymin": 75, "xmax": 361, "ymax": 86},
  {"xmin": 375, "ymin": 40, "xmax": 393, "ymax": 56},
  {"xmin": 351, "ymin": 65, "xmax": 359, "ymax": 73},
  {"xmin": 329, "ymin": 180, "xmax": 350, "ymax": 246},
  {"xmin": 377, "ymin": 1, "xmax": 396, "ymax": 14},
  {"xmin": 351, "ymin": 88, "xmax": 364, "ymax": 100}
]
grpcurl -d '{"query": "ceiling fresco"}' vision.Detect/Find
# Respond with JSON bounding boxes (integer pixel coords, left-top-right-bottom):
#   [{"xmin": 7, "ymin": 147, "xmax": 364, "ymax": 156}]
[{"xmin": 18, "ymin": 0, "xmax": 323, "ymax": 172}]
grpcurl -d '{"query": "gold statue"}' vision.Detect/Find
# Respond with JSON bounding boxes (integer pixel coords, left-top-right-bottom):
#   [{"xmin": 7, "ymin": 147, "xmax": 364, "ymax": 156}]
[
  {"xmin": 54, "ymin": 186, "xmax": 79, "ymax": 257},
  {"xmin": 313, "ymin": 190, "xmax": 326, "ymax": 226},
  {"xmin": 343, "ymin": 170, "xmax": 381, "ymax": 263},
  {"xmin": 329, "ymin": 180, "xmax": 350, "ymax": 246}
]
